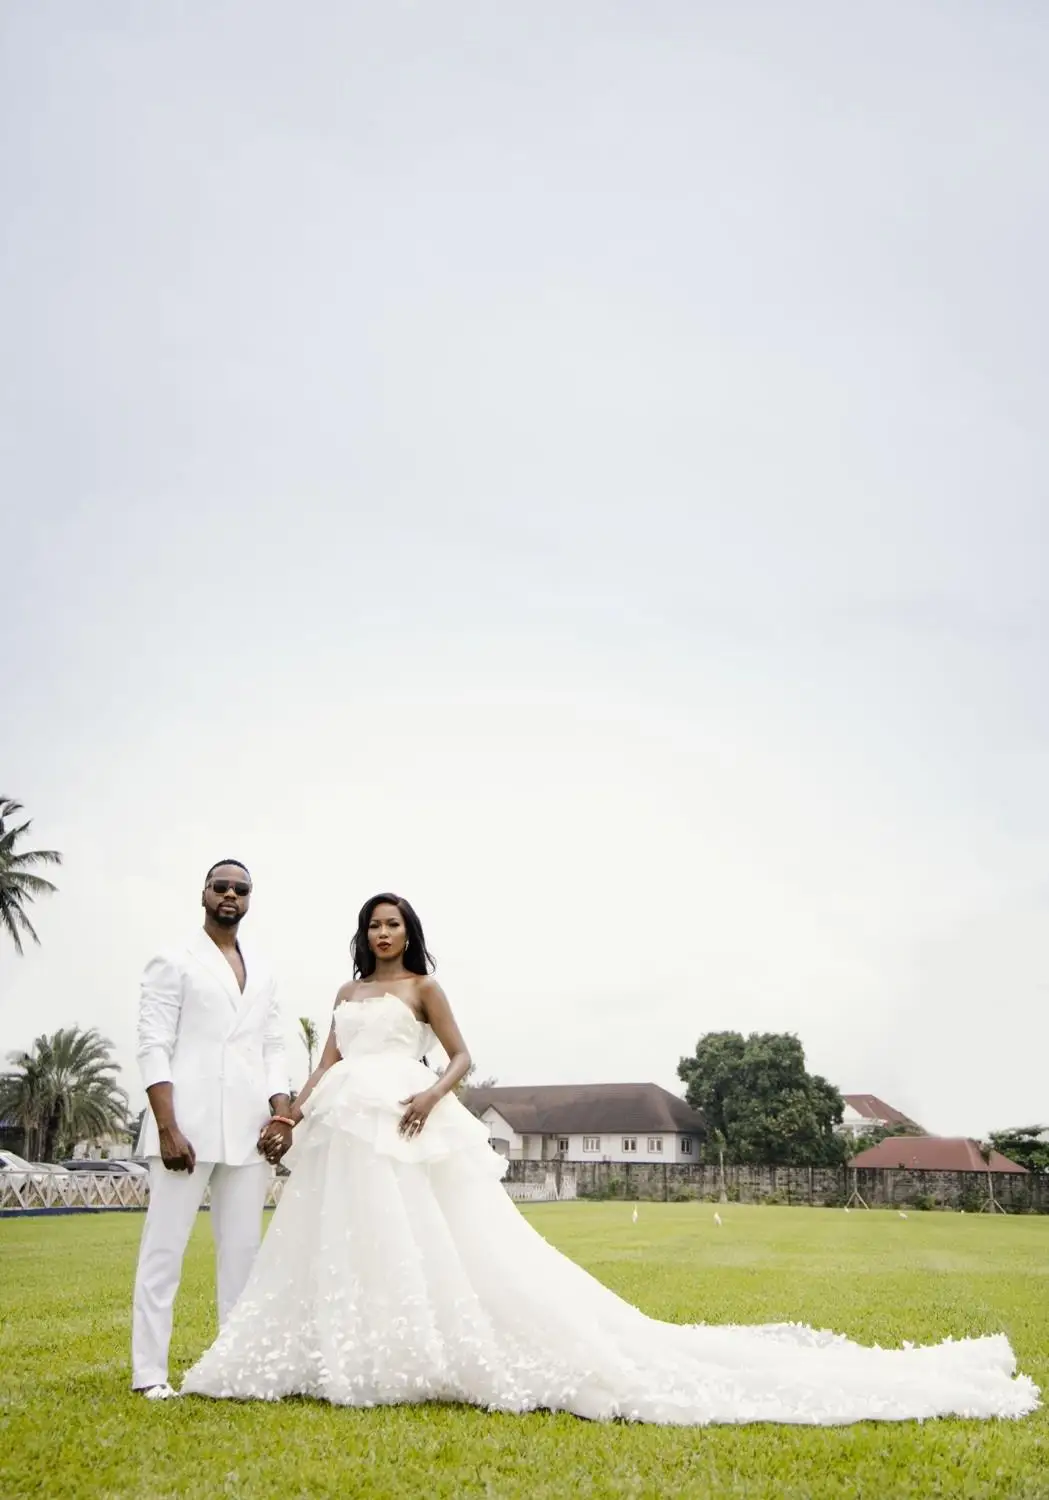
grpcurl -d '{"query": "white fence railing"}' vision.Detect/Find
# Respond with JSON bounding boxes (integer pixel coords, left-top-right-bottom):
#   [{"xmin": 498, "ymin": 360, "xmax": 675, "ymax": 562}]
[
  {"xmin": 504, "ymin": 1172, "xmax": 576, "ymax": 1203},
  {"xmin": 1, "ymin": 1168, "xmax": 570, "ymax": 1214},
  {"xmin": 0, "ymin": 1170, "xmax": 288, "ymax": 1213}
]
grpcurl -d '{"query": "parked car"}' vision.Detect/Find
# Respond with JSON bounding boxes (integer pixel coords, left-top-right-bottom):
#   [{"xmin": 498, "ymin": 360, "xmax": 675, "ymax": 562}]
[
  {"xmin": 60, "ymin": 1159, "xmax": 149, "ymax": 1179},
  {"xmin": 0, "ymin": 1149, "xmax": 71, "ymax": 1185},
  {"xmin": 117, "ymin": 1160, "xmax": 150, "ymax": 1179}
]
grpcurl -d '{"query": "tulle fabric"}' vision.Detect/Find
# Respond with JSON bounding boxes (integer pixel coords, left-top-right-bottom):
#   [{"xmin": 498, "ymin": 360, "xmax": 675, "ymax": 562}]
[{"xmin": 181, "ymin": 995, "xmax": 1040, "ymax": 1424}]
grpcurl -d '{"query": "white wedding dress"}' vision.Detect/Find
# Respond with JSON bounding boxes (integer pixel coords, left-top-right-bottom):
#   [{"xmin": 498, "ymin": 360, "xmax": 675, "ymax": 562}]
[{"xmin": 182, "ymin": 994, "xmax": 1039, "ymax": 1424}]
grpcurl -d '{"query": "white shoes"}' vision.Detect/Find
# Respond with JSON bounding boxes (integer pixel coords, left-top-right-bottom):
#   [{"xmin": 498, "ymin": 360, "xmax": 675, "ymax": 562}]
[{"xmin": 138, "ymin": 1382, "xmax": 178, "ymax": 1400}]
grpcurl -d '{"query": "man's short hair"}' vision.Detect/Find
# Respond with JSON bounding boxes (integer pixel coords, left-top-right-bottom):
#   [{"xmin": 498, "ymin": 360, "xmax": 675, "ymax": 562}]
[{"xmin": 205, "ymin": 859, "xmax": 252, "ymax": 885}]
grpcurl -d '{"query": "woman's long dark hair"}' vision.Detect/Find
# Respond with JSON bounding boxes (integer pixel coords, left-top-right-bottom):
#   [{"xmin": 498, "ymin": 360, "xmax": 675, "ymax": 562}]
[{"xmin": 351, "ymin": 892, "xmax": 435, "ymax": 979}]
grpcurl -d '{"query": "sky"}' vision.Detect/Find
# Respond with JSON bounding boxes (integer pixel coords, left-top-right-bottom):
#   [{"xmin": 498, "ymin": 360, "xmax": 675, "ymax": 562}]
[{"xmin": 2, "ymin": 1, "xmax": 1047, "ymax": 1140}]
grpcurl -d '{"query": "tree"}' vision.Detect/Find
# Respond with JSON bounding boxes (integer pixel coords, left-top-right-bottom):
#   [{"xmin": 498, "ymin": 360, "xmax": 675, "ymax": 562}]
[
  {"xmin": 988, "ymin": 1125, "xmax": 1049, "ymax": 1175},
  {"xmin": 0, "ymin": 797, "xmax": 62, "ymax": 953},
  {"xmin": 849, "ymin": 1120, "xmax": 926, "ymax": 1154},
  {"xmin": 677, "ymin": 1031, "xmax": 848, "ymax": 1167},
  {"xmin": 298, "ymin": 1016, "xmax": 320, "ymax": 1074},
  {"xmin": 0, "ymin": 1027, "xmax": 129, "ymax": 1161}
]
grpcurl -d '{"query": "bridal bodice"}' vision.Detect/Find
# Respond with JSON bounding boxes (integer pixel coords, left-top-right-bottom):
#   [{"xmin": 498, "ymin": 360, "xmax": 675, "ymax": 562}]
[{"xmin": 334, "ymin": 992, "xmax": 432, "ymax": 1062}]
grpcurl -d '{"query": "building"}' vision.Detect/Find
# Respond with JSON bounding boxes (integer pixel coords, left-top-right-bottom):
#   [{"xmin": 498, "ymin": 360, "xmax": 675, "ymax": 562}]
[
  {"xmin": 837, "ymin": 1094, "xmax": 925, "ymax": 1139},
  {"xmin": 461, "ymin": 1083, "xmax": 705, "ymax": 1164},
  {"xmin": 850, "ymin": 1136, "xmax": 1027, "ymax": 1173},
  {"xmin": 71, "ymin": 1132, "xmax": 133, "ymax": 1161}
]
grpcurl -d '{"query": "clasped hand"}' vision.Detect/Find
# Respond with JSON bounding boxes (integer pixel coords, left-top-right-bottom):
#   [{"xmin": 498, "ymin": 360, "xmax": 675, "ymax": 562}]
[
  {"xmin": 398, "ymin": 1088, "xmax": 439, "ymax": 1138},
  {"xmin": 257, "ymin": 1118, "xmax": 293, "ymax": 1164}
]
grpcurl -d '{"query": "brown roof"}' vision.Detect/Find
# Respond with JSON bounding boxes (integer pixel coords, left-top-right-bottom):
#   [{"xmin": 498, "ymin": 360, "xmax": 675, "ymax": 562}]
[
  {"xmin": 843, "ymin": 1094, "xmax": 925, "ymax": 1131},
  {"xmin": 850, "ymin": 1136, "xmax": 1027, "ymax": 1173},
  {"xmin": 461, "ymin": 1083, "xmax": 705, "ymax": 1137}
]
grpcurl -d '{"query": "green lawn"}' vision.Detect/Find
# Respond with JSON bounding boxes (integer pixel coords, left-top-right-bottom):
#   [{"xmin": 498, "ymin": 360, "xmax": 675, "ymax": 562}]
[{"xmin": 1, "ymin": 1203, "xmax": 1046, "ymax": 1499}]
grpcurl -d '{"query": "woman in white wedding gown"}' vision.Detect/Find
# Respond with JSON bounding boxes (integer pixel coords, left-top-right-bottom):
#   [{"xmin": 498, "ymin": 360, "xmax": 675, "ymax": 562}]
[{"xmin": 182, "ymin": 894, "xmax": 1039, "ymax": 1424}]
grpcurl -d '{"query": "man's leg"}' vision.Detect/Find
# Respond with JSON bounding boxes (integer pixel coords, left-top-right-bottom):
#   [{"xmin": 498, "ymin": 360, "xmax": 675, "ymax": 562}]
[
  {"xmin": 209, "ymin": 1161, "xmax": 271, "ymax": 1325},
  {"xmin": 131, "ymin": 1160, "xmax": 213, "ymax": 1390}
]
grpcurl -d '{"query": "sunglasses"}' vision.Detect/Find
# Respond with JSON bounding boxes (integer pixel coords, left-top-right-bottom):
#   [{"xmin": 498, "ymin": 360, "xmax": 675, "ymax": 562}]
[{"xmin": 209, "ymin": 879, "xmax": 251, "ymax": 897}]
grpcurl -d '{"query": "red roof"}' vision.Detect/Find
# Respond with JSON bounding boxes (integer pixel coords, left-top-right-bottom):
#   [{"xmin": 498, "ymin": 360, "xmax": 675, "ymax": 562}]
[
  {"xmin": 850, "ymin": 1137, "xmax": 1027, "ymax": 1173},
  {"xmin": 842, "ymin": 1094, "xmax": 924, "ymax": 1131}
]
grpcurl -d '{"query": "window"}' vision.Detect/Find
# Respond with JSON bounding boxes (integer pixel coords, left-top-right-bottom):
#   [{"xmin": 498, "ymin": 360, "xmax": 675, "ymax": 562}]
[
  {"xmin": 647, "ymin": 1137, "xmax": 663, "ymax": 1153},
  {"xmin": 680, "ymin": 1136, "xmax": 693, "ymax": 1155},
  {"xmin": 557, "ymin": 1138, "xmax": 569, "ymax": 1154},
  {"xmin": 582, "ymin": 1136, "xmax": 601, "ymax": 1152},
  {"xmin": 622, "ymin": 1137, "xmax": 638, "ymax": 1153}
]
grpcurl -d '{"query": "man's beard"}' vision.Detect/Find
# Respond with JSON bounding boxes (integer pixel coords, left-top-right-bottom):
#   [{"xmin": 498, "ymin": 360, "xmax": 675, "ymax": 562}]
[{"xmin": 212, "ymin": 908, "xmax": 241, "ymax": 928}]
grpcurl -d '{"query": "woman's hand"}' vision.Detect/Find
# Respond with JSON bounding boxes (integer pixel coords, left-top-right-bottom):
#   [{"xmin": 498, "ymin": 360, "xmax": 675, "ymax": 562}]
[{"xmin": 398, "ymin": 1088, "xmax": 440, "ymax": 1138}]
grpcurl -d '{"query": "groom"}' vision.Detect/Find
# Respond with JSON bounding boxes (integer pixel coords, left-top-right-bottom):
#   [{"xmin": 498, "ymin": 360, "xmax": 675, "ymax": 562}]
[{"xmin": 131, "ymin": 859, "xmax": 291, "ymax": 1398}]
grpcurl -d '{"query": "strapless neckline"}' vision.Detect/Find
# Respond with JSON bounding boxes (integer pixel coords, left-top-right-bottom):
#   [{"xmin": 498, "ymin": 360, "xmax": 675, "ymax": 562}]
[{"xmin": 340, "ymin": 991, "xmax": 425, "ymax": 1028}]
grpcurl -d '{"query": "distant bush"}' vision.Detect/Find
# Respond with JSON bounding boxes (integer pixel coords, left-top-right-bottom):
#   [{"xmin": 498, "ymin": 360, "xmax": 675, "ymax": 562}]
[{"xmin": 583, "ymin": 1176, "xmax": 628, "ymax": 1201}]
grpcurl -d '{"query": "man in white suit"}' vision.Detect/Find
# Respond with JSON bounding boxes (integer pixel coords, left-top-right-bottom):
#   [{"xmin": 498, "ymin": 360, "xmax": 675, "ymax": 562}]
[{"xmin": 131, "ymin": 859, "xmax": 291, "ymax": 1398}]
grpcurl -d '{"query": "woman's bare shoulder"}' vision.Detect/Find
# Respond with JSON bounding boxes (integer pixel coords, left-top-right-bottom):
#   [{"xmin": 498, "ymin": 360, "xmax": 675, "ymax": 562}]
[
  {"xmin": 334, "ymin": 979, "xmax": 358, "ymax": 1008},
  {"xmin": 415, "ymin": 974, "xmax": 449, "ymax": 1010}
]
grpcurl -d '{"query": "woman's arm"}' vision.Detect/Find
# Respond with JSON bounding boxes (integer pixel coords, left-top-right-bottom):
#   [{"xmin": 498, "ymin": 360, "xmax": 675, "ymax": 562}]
[
  {"xmin": 287, "ymin": 1016, "xmax": 342, "ymax": 1123},
  {"xmin": 258, "ymin": 988, "xmax": 348, "ymax": 1159},
  {"xmin": 398, "ymin": 978, "xmax": 471, "ymax": 1136}
]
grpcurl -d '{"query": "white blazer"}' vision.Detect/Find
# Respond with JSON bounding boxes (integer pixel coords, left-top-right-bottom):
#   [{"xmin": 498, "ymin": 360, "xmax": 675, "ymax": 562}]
[{"xmin": 136, "ymin": 928, "xmax": 289, "ymax": 1166}]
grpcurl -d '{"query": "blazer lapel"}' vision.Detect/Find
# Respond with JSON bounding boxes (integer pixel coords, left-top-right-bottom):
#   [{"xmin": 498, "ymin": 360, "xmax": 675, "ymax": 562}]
[{"xmin": 190, "ymin": 928, "xmax": 244, "ymax": 1012}]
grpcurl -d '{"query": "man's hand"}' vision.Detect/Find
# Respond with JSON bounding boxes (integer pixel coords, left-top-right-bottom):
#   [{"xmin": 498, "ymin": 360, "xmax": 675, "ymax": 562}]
[
  {"xmin": 257, "ymin": 1119, "xmax": 293, "ymax": 1164},
  {"xmin": 158, "ymin": 1123, "xmax": 196, "ymax": 1173}
]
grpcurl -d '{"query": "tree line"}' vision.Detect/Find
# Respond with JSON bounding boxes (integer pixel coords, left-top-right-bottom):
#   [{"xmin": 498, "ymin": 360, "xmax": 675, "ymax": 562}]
[{"xmin": 677, "ymin": 1029, "xmax": 1049, "ymax": 1173}]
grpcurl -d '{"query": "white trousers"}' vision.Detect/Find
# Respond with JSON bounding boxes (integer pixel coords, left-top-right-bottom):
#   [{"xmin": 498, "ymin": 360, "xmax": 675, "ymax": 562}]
[{"xmin": 131, "ymin": 1157, "xmax": 270, "ymax": 1389}]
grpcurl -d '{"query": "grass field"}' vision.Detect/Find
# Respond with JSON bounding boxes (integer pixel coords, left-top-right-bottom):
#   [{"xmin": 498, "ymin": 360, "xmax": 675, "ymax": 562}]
[{"xmin": 1, "ymin": 1203, "xmax": 1047, "ymax": 1499}]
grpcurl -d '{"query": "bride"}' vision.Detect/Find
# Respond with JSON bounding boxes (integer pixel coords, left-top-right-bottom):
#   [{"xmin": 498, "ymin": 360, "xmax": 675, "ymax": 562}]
[{"xmin": 182, "ymin": 893, "xmax": 1039, "ymax": 1424}]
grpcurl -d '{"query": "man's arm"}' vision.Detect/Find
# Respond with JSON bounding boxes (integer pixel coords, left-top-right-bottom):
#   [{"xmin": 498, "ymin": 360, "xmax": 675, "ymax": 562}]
[{"xmin": 138, "ymin": 955, "xmax": 195, "ymax": 1173}]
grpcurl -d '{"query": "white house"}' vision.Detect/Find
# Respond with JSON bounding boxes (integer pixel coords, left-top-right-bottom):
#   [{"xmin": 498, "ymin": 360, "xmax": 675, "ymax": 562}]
[
  {"xmin": 461, "ymin": 1082, "xmax": 705, "ymax": 1165},
  {"xmin": 837, "ymin": 1094, "xmax": 925, "ymax": 1139}
]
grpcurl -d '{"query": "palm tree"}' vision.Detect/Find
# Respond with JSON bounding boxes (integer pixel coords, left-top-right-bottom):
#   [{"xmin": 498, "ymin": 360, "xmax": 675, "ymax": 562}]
[
  {"xmin": 0, "ymin": 797, "xmax": 61, "ymax": 953},
  {"xmin": 0, "ymin": 1027, "xmax": 128, "ymax": 1161},
  {"xmin": 298, "ymin": 1016, "xmax": 319, "ymax": 1074}
]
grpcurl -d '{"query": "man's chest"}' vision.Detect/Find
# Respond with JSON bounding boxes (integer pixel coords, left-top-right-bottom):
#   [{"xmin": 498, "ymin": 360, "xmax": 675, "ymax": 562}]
[{"xmin": 227, "ymin": 948, "xmax": 247, "ymax": 993}]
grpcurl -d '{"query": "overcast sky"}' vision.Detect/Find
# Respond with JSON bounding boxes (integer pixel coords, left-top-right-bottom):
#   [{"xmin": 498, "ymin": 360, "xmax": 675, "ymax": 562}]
[{"xmin": 3, "ymin": 1, "xmax": 1047, "ymax": 1140}]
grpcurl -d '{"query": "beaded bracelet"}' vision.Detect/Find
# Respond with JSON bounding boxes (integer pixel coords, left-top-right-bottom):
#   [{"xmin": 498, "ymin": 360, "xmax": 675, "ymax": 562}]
[{"xmin": 271, "ymin": 1115, "xmax": 297, "ymax": 1129}]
